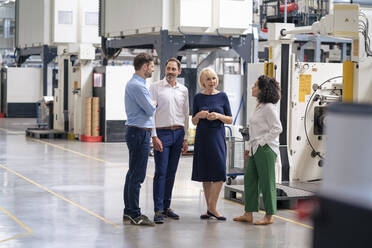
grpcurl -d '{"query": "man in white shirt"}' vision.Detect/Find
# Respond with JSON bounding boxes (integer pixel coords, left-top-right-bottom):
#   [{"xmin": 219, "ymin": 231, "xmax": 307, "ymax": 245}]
[{"xmin": 150, "ymin": 58, "xmax": 189, "ymax": 224}]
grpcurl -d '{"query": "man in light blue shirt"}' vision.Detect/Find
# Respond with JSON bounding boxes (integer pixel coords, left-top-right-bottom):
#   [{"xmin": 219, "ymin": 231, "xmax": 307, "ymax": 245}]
[
  {"xmin": 123, "ymin": 53, "xmax": 156, "ymax": 226},
  {"xmin": 125, "ymin": 74, "xmax": 156, "ymax": 128}
]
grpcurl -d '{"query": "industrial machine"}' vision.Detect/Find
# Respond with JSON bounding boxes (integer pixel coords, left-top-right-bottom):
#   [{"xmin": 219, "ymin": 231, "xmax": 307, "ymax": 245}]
[
  {"xmin": 247, "ymin": 22, "xmax": 344, "ymax": 183},
  {"xmin": 100, "ymin": 0, "xmax": 252, "ymax": 37},
  {"xmin": 0, "ymin": 67, "xmax": 43, "ymax": 117},
  {"xmin": 279, "ymin": 3, "xmax": 372, "ymax": 246},
  {"xmin": 16, "ymin": 0, "xmax": 100, "ymax": 139},
  {"xmin": 225, "ymin": 21, "xmax": 345, "ymax": 206},
  {"xmin": 99, "ymin": 0, "xmax": 255, "ymax": 146},
  {"xmin": 16, "ymin": 0, "xmax": 100, "ymax": 48},
  {"xmin": 280, "ymin": 4, "xmax": 372, "ymax": 104},
  {"xmin": 287, "ymin": 62, "xmax": 342, "ymax": 181},
  {"xmin": 53, "ymin": 44, "xmax": 96, "ymax": 137}
]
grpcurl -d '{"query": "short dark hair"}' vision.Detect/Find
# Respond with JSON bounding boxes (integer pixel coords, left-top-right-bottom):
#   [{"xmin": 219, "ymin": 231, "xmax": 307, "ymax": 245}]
[
  {"xmin": 257, "ymin": 75, "xmax": 281, "ymax": 104},
  {"xmin": 133, "ymin": 53, "xmax": 154, "ymax": 71},
  {"xmin": 165, "ymin": 57, "xmax": 181, "ymax": 70}
]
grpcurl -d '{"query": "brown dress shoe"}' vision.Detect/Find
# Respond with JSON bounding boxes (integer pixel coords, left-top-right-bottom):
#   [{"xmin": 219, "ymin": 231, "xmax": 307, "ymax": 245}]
[{"xmin": 233, "ymin": 215, "xmax": 253, "ymax": 223}]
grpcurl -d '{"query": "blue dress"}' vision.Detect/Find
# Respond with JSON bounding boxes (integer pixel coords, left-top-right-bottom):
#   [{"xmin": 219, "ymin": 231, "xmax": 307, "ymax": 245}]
[{"xmin": 191, "ymin": 92, "xmax": 232, "ymax": 182}]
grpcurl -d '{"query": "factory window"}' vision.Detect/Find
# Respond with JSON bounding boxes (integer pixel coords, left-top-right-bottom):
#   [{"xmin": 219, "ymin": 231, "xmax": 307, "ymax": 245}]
[
  {"xmin": 85, "ymin": 12, "xmax": 99, "ymax": 26},
  {"xmin": 58, "ymin": 11, "xmax": 73, "ymax": 25}
]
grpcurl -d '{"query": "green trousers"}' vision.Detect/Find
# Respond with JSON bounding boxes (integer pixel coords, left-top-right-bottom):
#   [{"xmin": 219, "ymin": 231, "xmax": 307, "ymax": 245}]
[{"xmin": 244, "ymin": 144, "xmax": 277, "ymax": 215}]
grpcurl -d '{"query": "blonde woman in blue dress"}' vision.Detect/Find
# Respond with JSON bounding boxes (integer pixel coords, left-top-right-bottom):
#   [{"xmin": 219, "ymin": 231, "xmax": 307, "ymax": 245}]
[{"xmin": 192, "ymin": 68, "xmax": 233, "ymax": 220}]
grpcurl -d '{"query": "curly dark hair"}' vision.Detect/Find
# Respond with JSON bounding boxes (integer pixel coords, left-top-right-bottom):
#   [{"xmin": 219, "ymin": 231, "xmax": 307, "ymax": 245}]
[{"xmin": 257, "ymin": 75, "xmax": 281, "ymax": 104}]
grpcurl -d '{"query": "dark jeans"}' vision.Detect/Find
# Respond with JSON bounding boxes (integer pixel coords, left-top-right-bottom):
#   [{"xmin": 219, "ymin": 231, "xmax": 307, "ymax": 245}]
[
  {"xmin": 123, "ymin": 126, "xmax": 151, "ymax": 218},
  {"xmin": 153, "ymin": 128, "xmax": 185, "ymax": 212}
]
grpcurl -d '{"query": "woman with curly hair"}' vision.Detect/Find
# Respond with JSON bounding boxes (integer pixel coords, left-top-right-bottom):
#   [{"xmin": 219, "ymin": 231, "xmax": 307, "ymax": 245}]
[{"xmin": 233, "ymin": 75, "xmax": 282, "ymax": 225}]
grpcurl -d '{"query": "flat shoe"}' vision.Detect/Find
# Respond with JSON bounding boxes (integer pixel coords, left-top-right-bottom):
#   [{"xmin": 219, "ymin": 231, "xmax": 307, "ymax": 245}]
[
  {"xmin": 254, "ymin": 219, "xmax": 274, "ymax": 225},
  {"xmin": 207, "ymin": 210, "xmax": 226, "ymax": 221},
  {"xmin": 200, "ymin": 214, "xmax": 211, "ymax": 219},
  {"xmin": 233, "ymin": 216, "xmax": 252, "ymax": 223}
]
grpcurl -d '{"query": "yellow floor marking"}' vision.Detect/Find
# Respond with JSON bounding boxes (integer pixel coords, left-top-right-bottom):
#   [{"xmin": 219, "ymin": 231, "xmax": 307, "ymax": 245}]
[
  {"xmin": 0, "ymin": 233, "xmax": 30, "ymax": 243},
  {"xmin": 286, "ymin": 209, "xmax": 298, "ymax": 214},
  {"xmin": 0, "ymin": 163, "xmax": 120, "ymax": 228},
  {"xmin": 0, "ymin": 127, "xmax": 124, "ymax": 167},
  {"xmin": 222, "ymin": 199, "xmax": 313, "ymax": 229},
  {"xmin": 0, "ymin": 206, "xmax": 32, "ymax": 243},
  {"xmin": 29, "ymin": 138, "xmax": 122, "ymax": 166},
  {"xmin": 1, "ymin": 126, "xmax": 313, "ymax": 230},
  {"xmin": 33, "ymin": 139, "xmax": 313, "ymax": 229},
  {"xmin": 264, "ymin": 211, "xmax": 313, "ymax": 229},
  {"xmin": 28, "ymin": 138, "xmax": 189, "ymax": 188}
]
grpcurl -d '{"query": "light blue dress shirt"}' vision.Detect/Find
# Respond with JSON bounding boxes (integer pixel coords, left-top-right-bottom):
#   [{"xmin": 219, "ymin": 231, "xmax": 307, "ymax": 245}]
[{"xmin": 125, "ymin": 74, "xmax": 156, "ymax": 128}]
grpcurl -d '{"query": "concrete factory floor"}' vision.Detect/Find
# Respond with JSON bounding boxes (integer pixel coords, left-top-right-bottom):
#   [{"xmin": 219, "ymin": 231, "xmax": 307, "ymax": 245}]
[{"xmin": 0, "ymin": 118, "xmax": 312, "ymax": 248}]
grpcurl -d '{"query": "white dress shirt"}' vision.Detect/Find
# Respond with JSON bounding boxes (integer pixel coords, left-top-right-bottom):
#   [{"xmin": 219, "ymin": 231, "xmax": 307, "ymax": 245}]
[
  {"xmin": 248, "ymin": 103, "xmax": 282, "ymax": 155},
  {"xmin": 149, "ymin": 78, "xmax": 189, "ymax": 139}
]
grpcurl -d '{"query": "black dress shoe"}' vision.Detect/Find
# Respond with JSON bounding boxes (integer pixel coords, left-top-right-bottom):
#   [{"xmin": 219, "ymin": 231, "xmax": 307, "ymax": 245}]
[
  {"xmin": 200, "ymin": 213, "xmax": 211, "ymax": 219},
  {"xmin": 207, "ymin": 210, "xmax": 226, "ymax": 221},
  {"xmin": 162, "ymin": 208, "xmax": 179, "ymax": 220}
]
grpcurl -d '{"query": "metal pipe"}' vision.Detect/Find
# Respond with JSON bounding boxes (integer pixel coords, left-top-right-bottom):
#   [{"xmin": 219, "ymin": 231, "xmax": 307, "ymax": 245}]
[
  {"xmin": 281, "ymin": 26, "xmax": 313, "ymax": 36},
  {"xmin": 284, "ymin": 0, "xmax": 287, "ymax": 23},
  {"xmin": 3, "ymin": 19, "xmax": 10, "ymax": 39}
]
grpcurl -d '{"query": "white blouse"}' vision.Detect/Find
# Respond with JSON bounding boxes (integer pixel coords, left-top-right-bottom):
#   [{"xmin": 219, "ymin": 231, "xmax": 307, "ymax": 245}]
[{"xmin": 248, "ymin": 103, "xmax": 282, "ymax": 155}]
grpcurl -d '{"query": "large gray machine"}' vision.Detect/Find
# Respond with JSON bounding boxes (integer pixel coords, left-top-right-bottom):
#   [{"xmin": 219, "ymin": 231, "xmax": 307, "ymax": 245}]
[{"xmin": 0, "ymin": 67, "xmax": 43, "ymax": 117}]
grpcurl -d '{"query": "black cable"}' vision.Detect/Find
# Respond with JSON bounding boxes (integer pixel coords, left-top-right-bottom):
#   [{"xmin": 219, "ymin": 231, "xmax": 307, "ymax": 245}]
[
  {"xmin": 303, "ymin": 76, "xmax": 343, "ymax": 160},
  {"xmin": 359, "ymin": 12, "xmax": 372, "ymax": 56}
]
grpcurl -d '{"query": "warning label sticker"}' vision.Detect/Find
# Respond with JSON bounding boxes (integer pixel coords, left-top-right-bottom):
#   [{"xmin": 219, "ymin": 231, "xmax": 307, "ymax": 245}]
[{"xmin": 299, "ymin": 74, "xmax": 312, "ymax": 103}]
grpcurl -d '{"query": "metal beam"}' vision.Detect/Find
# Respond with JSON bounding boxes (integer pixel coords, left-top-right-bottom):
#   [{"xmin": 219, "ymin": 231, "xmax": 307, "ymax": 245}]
[
  {"xmin": 231, "ymin": 34, "xmax": 253, "ymax": 63},
  {"xmin": 105, "ymin": 30, "xmax": 253, "ymax": 79},
  {"xmin": 107, "ymin": 35, "xmax": 160, "ymax": 49},
  {"xmin": 314, "ymin": 37, "xmax": 321, "ymax": 62},
  {"xmin": 154, "ymin": 31, "xmax": 184, "ymax": 78},
  {"xmin": 252, "ymin": 26, "xmax": 259, "ymax": 63},
  {"xmin": 18, "ymin": 46, "xmax": 43, "ymax": 56},
  {"xmin": 106, "ymin": 31, "xmax": 251, "ymax": 51},
  {"xmin": 17, "ymin": 45, "xmax": 57, "ymax": 96}
]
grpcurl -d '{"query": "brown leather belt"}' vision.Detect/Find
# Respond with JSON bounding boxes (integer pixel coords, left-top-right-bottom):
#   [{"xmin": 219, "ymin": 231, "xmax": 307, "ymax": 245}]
[
  {"xmin": 157, "ymin": 125, "xmax": 183, "ymax": 130},
  {"xmin": 127, "ymin": 125, "xmax": 152, "ymax": 132}
]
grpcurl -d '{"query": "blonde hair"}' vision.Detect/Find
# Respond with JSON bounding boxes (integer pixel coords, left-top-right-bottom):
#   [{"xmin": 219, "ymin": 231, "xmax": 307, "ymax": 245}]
[{"xmin": 198, "ymin": 68, "xmax": 219, "ymax": 89}]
